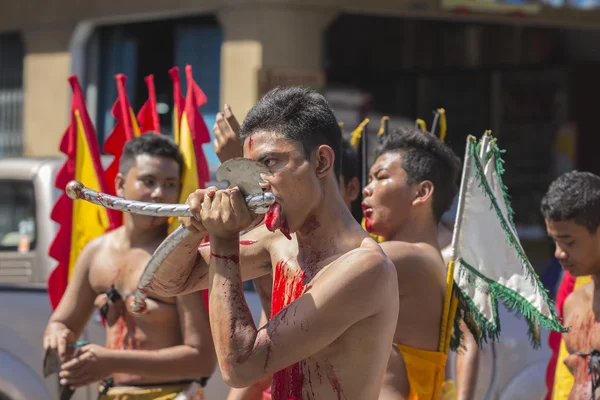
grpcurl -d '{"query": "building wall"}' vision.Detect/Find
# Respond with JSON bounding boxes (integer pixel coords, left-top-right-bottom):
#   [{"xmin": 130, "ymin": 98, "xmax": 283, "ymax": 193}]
[
  {"xmin": 2, "ymin": 0, "xmax": 600, "ymax": 156},
  {"xmin": 1, "ymin": 1, "xmax": 339, "ymax": 156}
]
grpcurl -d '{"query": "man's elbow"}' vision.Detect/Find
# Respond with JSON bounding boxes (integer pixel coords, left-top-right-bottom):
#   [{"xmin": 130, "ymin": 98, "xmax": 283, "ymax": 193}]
[{"xmin": 219, "ymin": 362, "xmax": 259, "ymax": 388}]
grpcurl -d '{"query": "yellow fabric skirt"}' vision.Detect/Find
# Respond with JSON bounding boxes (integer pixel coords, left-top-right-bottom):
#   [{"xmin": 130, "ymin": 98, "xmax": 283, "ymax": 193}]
[
  {"xmin": 98, "ymin": 383, "xmax": 204, "ymax": 400},
  {"xmin": 395, "ymin": 343, "xmax": 456, "ymax": 400}
]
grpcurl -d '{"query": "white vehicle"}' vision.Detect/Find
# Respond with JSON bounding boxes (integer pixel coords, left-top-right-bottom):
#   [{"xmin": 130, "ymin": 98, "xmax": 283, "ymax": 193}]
[{"xmin": 0, "ymin": 157, "xmax": 264, "ymax": 400}]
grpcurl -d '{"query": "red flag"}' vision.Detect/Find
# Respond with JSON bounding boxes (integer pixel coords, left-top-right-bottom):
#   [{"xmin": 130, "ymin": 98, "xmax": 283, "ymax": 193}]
[
  {"xmin": 137, "ymin": 74, "xmax": 161, "ymax": 133},
  {"xmin": 103, "ymin": 74, "xmax": 142, "ymax": 198},
  {"xmin": 47, "ymin": 75, "xmax": 121, "ymax": 309},
  {"xmin": 168, "ymin": 67, "xmax": 185, "ymax": 141},
  {"xmin": 169, "ymin": 65, "xmax": 211, "ymax": 310},
  {"xmin": 168, "ymin": 65, "xmax": 210, "ymax": 234}
]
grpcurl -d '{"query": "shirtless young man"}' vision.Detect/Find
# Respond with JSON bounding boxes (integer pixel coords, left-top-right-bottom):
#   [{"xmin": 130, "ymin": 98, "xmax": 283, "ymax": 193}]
[
  {"xmin": 212, "ymin": 114, "xmax": 362, "ymax": 400},
  {"xmin": 541, "ymin": 171, "xmax": 600, "ymax": 400},
  {"xmin": 43, "ymin": 134, "xmax": 216, "ymax": 399},
  {"xmin": 150, "ymin": 87, "xmax": 399, "ymax": 399},
  {"xmin": 360, "ymin": 128, "xmax": 462, "ymax": 399}
]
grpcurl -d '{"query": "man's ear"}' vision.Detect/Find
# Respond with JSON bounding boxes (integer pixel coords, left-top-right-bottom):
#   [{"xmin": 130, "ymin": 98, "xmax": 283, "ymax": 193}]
[
  {"xmin": 412, "ymin": 180, "xmax": 434, "ymax": 207},
  {"xmin": 315, "ymin": 145, "xmax": 335, "ymax": 179},
  {"xmin": 346, "ymin": 176, "xmax": 361, "ymax": 202},
  {"xmin": 115, "ymin": 172, "xmax": 126, "ymax": 198}
]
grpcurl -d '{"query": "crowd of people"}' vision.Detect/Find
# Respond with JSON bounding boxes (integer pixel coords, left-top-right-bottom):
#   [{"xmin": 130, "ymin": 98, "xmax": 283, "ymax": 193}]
[{"xmin": 42, "ymin": 87, "xmax": 600, "ymax": 400}]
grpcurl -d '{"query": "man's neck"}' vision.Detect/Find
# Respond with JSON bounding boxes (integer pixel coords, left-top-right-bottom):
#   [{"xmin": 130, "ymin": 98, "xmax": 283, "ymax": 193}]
[
  {"xmin": 122, "ymin": 215, "xmax": 168, "ymax": 248},
  {"xmin": 387, "ymin": 213, "xmax": 439, "ymax": 247},
  {"xmin": 295, "ymin": 185, "xmax": 361, "ymax": 262}
]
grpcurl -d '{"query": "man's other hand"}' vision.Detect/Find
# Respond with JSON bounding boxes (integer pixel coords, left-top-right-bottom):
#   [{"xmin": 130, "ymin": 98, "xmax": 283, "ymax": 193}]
[{"xmin": 214, "ymin": 104, "xmax": 242, "ymax": 163}]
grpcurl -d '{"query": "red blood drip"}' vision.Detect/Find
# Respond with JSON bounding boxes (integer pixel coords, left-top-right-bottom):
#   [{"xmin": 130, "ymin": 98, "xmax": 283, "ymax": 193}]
[
  {"xmin": 248, "ymin": 136, "xmax": 253, "ymax": 150},
  {"xmin": 107, "ymin": 301, "xmax": 138, "ymax": 350},
  {"xmin": 199, "ymin": 239, "xmax": 257, "ymax": 250},
  {"xmin": 270, "ymin": 260, "xmax": 308, "ymax": 399},
  {"xmin": 364, "ymin": 218, "xmax": 373, "ymax": 232},
  {"xmin": 324, "ymin": 360, "xmax": 345, "ymax": 399},
  {"xmin": 280, "ymin": 220, "xmax": 292, "ymax": 240},
  {"xmin": 265, "ymin": 203, "xmax": 280, "ymax": 233},
  {"xmin": 272, "ymin": 362, "xmax": 306, "ymax": 400},
  {"xmin": 271, "ymin": 260, "xmax": 305, "ymax": 317},
  {"xmin": 210, "ymin": 252, "xmax": 240, "ymax": 264}
]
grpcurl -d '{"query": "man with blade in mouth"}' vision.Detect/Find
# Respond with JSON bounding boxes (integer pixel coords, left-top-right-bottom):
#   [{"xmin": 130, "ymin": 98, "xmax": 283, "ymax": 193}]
[{"xmin": 147, "ymin": 87, "xmax": 399, "ymax": 400}]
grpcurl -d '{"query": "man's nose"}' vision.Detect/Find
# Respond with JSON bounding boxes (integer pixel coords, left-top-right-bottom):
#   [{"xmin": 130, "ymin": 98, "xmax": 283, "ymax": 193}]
[
  {"xmin": 555, "ymin": 244, "xmax": 568, "ymax": 261},
  {"xmin": 150, "ymin": 185, "xmax": 164, "ymax": 201},
  {"xmin": 362, "ymin": 183, "xmax": 373, "ymax": 198}
]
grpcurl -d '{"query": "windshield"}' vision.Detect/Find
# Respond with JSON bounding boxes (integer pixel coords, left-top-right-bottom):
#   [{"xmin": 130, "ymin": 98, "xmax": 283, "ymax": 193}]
[{"xmin": 0, "ymin": 180, "xmax": 36, "ymax": 252}]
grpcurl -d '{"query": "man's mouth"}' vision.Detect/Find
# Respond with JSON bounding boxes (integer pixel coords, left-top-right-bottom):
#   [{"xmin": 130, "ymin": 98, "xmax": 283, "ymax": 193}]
[
  {"xmin": 265, "ymin": 202, "xmax": 291, "ymax": 240},
  {"xmin": 361, "ymin": 203, "xmax": 373, "ymax": 217}
]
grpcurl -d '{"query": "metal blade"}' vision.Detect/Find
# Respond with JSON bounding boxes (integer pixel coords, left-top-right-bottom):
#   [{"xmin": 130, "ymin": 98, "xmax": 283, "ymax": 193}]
[{"xmin": 216, "ymin": 157, "xmax": 268, "ymax": 196}]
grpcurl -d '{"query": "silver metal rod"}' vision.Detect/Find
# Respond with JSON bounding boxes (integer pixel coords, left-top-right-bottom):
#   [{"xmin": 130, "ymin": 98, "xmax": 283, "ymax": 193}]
[
  {"xmin": 65, "ymin": 180, "xmax": 275, "ymax": 215},
  {"xmin": 132, "ymin": 225, "xmax": 191, "ymax": 314}
]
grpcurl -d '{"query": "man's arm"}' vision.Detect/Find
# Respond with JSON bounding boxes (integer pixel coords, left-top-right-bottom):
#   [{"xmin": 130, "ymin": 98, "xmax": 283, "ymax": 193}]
[
  {"xmin": 59, "ymin": 291, "xmax": 218, "ymax": 387},
  {"xmin": 149, "ymin": 194, "xmax": 274, "ymax": 298},
  {"xmin": 208, "ymin": 236, "xmax": 393, "ymax": 388},
  {"xmin": 455, "ymin": 320, "xmax": 480, "ymax": 400},
  {"xmin": 226, "ymin": 310, "xmax": 273, "ymax": 400},
  {"xmin": 44, "ymin": 237, "xmax": 101, "ymax": 361}
]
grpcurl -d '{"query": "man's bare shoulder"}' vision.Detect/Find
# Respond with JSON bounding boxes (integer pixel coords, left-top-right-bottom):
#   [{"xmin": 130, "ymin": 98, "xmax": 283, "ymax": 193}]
[
  {"xmin": 564, "ymin": 281, "xmax": 593, "ymax": 319},
  {"xmin": 331, "ymin": 238, "xmax": 397, "ymax": 289},
  {"xmin": 379, "ymin": 240, "xmax": 445, "ymax": 285},
  {"xmin": 78, "ymin": 231, "xmax": 114, "ymax": 262},
  {"xmin": 379, "ymin": 240, "xmax": 442, "ymax": 269}
]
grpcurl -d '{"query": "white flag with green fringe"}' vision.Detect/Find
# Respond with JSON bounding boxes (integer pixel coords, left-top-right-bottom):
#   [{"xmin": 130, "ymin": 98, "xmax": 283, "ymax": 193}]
[{"xmin": 450, "ymin": 132, "xmax": 565, "ymax": 348}]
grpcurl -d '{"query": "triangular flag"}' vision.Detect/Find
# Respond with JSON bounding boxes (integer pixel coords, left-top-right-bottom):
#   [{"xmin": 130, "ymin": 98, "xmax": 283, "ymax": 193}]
[
  {"xmin": 47, "ymin": 75, "xmax": 121, "ymax": 309},
  {"xmin": 451, "ymin": 133, "xmax": 565, "ymax": 349}
]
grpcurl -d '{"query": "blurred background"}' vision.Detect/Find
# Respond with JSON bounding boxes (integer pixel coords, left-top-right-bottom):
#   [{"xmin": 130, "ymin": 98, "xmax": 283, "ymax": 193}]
[{"xmin": 0, "ymin": 0, "xmax": 599, "ymax": 398}]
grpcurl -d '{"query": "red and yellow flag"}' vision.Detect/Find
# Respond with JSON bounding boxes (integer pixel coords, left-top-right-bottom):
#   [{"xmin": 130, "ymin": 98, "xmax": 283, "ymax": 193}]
[
  {"xmin": 137, "ymin": 74, "xmax": 161, "ymax": 134},
  {"xmin": 47, "ymin": 75, "xmax": 121, "ymax": 309},
  {"xmin": 168, "ymin": 65, "xmax": 211, "ymax": 233},
  {"xmin": 169, "ymin": 66, "xmax": 211, "ymax": 309},
  {"xmin": 103, "ymin": 74, "xmax": 143, "ymax": 198},
  {"xmin": 169, "ymin": 67, "xmax": 185, "ymax": 142}
]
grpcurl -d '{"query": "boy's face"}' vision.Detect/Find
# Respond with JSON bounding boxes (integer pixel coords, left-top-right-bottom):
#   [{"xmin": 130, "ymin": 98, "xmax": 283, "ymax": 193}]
[
  {"xmin": 545, "ymin": 218, "xmax": 600, "ymax": 277},
  {"xmin": 361, "ymin": 152, "xmax": 416, "ymax": 238},
  {"xmin": 116, "ymin": 154, "xmax": 181, "ymax": 226}
]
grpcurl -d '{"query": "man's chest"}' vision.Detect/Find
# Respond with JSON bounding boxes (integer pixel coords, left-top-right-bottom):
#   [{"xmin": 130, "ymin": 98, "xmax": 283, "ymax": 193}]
[
  {"xmin": 89, "ymin": 250, "xmax": 151, "ymax": 294},
  {"xmin": 564, "ymin": 311, "xmax": 600, "ymax": 355}
]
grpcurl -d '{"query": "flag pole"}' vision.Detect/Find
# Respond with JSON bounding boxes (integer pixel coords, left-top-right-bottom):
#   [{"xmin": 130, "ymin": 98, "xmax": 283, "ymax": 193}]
[
  {"xmin": 431, "ymin": 110, "xmax": 440, "ymax": 136},
  {"xmin": 450, "ymin": 136, "xmax": 475, "ymax": 261},
  {"xmin": 362, "ymin": 121, "xmax": 369, "ymax": 190},
  {"xmin": 479, "ymin": 131, "xmax": 492, "ymax": 161}
]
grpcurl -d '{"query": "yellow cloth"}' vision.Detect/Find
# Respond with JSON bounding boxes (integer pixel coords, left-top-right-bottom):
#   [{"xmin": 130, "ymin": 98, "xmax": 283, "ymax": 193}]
[
  {"xmin": 395, "ymin": 343, "xmax": 453, "ymax": 400},
  {"xmin": 98, "ymin": 383, "xmax": 204, "ymax": 400},
  {"xmin": 552, "ymin": 275, "xmax": 592, "ymax": 400}
]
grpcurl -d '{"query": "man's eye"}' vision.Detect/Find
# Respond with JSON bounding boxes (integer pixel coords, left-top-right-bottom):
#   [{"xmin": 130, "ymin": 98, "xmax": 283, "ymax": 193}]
[
  {"xmin": 142, "ymin": 179, "xmax": 155, "ymax": 187},
  {"xmin": 264, "ymin": 159, "xmax": 277, "ymax": 167}
]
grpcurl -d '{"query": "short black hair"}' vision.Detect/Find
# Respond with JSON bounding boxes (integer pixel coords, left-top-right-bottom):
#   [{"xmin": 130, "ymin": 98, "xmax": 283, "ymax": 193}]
[
  {"xmin": 239, "ymin": 87, "xmax": 342, "ymax": 178},
  {"xmin": 375, "ymin": 127, "xmax": 461, "ymax": 222},
  {"xmin": 340, "ymin": 139, "xmax": 359, "ymax": 183},
  {"xmin": 119, "ymin": 133, "xmax": 184, "ymax": 176},
  {"xmin": 541, "ymin": 171, "xmax": 600, "ymax": 233},
  {"xmin": 340, "ymin": 138, "xmax": 363, "ymax": 223}
]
